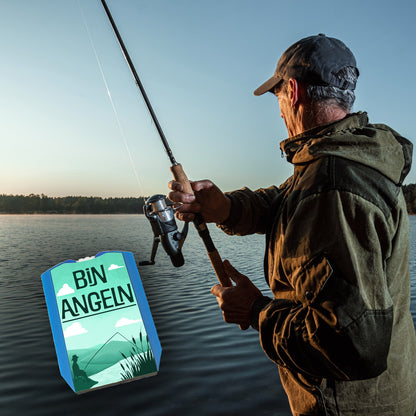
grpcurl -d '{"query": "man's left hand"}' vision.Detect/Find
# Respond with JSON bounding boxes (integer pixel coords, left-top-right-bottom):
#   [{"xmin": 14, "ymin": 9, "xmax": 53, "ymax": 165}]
[{"xmin": 211, "ymin": 260, "xmax": 263, "ymax": 330}]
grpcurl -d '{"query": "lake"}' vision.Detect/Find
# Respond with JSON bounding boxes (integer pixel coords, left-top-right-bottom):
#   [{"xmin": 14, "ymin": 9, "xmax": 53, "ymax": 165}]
[{"xmin": 0, "ymin": 214, "xmax": 415, "ymax": 416}]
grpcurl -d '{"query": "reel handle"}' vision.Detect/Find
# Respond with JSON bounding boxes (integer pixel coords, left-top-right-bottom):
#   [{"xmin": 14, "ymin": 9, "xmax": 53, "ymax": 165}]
[{"xmin": 170, "ymin": 163, "xmax": 231, "ymax": 287}]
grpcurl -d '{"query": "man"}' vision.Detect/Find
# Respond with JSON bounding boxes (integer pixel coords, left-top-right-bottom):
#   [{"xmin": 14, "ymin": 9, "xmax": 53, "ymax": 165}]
[{"xmin": 168, "ymin": 34, "xmax": 416, "ymax": 415}]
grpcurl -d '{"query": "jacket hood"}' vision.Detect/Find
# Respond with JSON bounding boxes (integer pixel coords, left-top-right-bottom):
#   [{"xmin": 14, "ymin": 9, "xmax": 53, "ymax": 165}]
[{"xmin": 280, "ymin": 112, "xmax": 413, "ymax": 185}]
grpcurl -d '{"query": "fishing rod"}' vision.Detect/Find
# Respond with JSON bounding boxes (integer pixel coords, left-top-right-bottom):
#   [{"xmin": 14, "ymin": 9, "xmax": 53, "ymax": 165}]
[{"xmin": 100, "ymin": 0, "xmax": 231, "ymax": 287}]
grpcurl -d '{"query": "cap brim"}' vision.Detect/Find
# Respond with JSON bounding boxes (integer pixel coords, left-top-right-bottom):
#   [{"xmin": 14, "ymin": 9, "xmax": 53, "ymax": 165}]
[{"xmin": 253, "ymin": 75, "xmax": 282, "ymax": 96}]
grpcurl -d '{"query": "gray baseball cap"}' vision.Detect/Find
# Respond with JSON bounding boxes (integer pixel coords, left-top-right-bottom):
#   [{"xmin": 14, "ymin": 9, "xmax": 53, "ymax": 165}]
[{"xmin": 254, "ymin": 34, "xmax": 359, "ymax": 96}]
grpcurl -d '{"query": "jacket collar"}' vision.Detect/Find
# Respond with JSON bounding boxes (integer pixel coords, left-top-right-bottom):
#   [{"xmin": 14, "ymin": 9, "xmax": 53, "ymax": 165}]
[{"xmin": 280, "ymin": 112, "xmax": 369, "ymax": 163}]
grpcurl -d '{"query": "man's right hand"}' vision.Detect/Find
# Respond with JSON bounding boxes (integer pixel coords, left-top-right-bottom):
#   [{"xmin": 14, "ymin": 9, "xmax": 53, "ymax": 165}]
[{"xmin": 168, "ymin": 179, "xmax": 231, "ymax": 224}]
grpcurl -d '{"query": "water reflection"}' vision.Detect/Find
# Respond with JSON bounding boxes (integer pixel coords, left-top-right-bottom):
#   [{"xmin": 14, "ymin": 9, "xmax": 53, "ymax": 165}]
[{"xmin": 0, "ymin": 214, "xmax": 415, "ymax": 416}]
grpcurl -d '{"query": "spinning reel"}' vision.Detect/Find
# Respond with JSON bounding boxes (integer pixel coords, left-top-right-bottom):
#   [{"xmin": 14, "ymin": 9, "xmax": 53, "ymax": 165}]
[{"xmin": 139, "ymin": 194, "xmax": 188, "ymax": 268}]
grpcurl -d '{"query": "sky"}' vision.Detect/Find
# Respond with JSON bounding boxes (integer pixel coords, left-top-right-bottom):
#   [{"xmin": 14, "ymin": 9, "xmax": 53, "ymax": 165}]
[{"xmin": 1, "ymin": 0, "xmax": 415, "ymax": 198}]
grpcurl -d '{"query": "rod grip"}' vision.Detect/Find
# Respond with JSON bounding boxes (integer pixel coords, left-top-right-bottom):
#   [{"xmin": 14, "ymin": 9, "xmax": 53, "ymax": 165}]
[
  {"xmin": 170, "ymin": 164, "xmax": 193, "ymax": 194},
  {"xmin": 192, "ymin": 216, "xmax": 232, "ymax": 287},
  {"xmin": 170, "ymin": 163, "xmax": 231, "ymax": 287},
  {"xmin": 207, "ymin": 249, "xmax": 232, "ymax": 287}
]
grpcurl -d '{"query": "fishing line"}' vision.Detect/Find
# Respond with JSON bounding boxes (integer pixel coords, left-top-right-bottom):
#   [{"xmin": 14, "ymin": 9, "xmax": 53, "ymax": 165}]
[
  {"xmin": 100, "ymin": 0, "xmax": 231, "ymax": 288},
  {"xmin": 78, "ymin": 1, "xmax": 144, "ymax": 193}
]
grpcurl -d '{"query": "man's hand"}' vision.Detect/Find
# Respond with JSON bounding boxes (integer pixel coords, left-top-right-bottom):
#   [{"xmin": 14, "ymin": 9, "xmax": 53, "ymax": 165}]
[
  {"xmin": 168, "ymin": 179, "xmax": 231, "ymax": 224},
  {"xmin": 211, "ymin": 260, "xmax": 263, "ymax": 330}
]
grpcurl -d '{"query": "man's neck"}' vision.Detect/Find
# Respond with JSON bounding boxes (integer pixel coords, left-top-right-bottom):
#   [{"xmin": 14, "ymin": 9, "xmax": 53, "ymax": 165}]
[{"xmin": 294, "ymin": 103, "xmax": 348, "ymax": 136}]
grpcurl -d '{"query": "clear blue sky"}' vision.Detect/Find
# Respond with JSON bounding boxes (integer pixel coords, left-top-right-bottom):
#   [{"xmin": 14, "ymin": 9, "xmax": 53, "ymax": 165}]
[{"xmin": 1, "ymin": 0, "xmax": 415, "ymax": 197}]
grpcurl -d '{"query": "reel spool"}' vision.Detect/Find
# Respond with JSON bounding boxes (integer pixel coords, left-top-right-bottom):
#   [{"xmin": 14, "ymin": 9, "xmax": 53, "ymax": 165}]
[{"xmin": 139, "ymin": 194, "xmax": 188, "ymax": 267}]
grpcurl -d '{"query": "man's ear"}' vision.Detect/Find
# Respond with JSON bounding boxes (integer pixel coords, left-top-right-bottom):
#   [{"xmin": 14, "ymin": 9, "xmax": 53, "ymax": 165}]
[{"xmin": 288, "ymin": 78, "xmax": 300, "ymax": 108}]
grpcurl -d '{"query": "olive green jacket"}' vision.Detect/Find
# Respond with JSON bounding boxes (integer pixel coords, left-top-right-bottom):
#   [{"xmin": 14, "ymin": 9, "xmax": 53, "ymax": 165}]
[{"xmin": 220, "ymin": 112, "xmax": 416, "ymax": 415}]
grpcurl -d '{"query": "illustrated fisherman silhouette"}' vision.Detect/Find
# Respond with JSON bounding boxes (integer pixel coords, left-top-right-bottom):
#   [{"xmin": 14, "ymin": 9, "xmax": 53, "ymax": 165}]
[{"xmin": 71, "ymin": 355, "xmax": 98, "ymax": 390}]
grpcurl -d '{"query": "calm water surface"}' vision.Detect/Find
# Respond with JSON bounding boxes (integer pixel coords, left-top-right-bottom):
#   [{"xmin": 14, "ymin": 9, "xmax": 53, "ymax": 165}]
[{"xmin": 1, "ymin": 214, "xmax": 415, "ymax": 416}]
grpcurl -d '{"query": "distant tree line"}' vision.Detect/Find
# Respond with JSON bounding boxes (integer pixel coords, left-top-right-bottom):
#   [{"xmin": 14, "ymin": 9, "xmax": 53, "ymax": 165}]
[
  {"xmin": 0, "ymin": 194, "xmax": 148, "ymax": 214},
  {"xmin": 403, "ymin": 184, "xmax": 416, "ymax": 215},
  {"xmin": 1, "ymin": 186, "xmax": 416, "ymax": 214}
]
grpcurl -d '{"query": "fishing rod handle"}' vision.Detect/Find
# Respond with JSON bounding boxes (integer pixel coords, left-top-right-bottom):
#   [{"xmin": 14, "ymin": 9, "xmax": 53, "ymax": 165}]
[
  {"xmin": 170, "ymin": 163, "xmax": 232, "ymax": 287},
  {"xmin": 207, "ymin": 247, "xmax": 232, "ymax": 288},
  {"xmin": 170, "ymin": 163, "xmax": 193, "ymax": 194},
  {"xmin": 192, "ymin": 215, "xmax": 231, "ymax": 287}
]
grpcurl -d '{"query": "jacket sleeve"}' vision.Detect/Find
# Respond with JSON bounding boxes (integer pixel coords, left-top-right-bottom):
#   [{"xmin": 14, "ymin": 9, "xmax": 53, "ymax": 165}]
[
  {"xmin": 218, "ymin": 185, "xmax": 282, "ymax": 236},
  {"xmin": 253, "ymin": 189, "xmax": 395, "ymax": 381}
]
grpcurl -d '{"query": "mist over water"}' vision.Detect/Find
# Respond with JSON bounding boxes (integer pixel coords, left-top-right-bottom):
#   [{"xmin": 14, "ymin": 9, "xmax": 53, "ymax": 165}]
[{"xmin": 1, "ymin": 214, "xmax": 415, "ymax": 416}]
